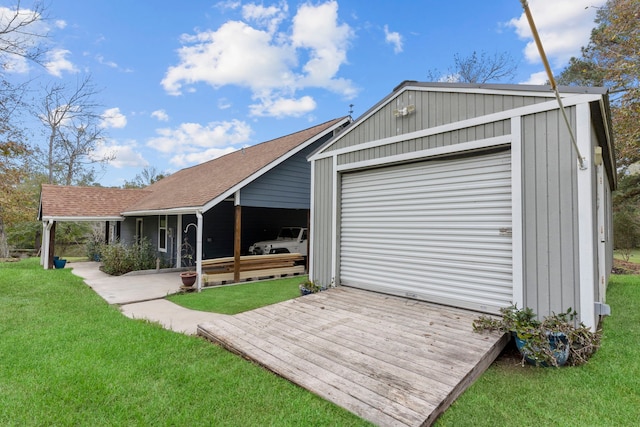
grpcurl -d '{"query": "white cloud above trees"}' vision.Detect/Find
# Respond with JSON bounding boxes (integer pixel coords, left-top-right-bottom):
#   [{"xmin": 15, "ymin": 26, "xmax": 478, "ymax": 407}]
[
  {"xmin": 508, "ymin": 0, "xmax": 607, "ymax": 83},
  {"xmin": 161, "ymin": 0, "xmax": 356, "ymax": 118},
  {"xmin": 146, "ymin": 119, "xmax": 252, "ymax": 166}
]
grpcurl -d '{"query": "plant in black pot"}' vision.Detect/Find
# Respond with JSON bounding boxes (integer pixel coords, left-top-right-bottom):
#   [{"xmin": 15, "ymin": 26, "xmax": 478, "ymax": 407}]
[{"xmin": 473, "ymin": 305, "xmax": 601, "ymax": 367}]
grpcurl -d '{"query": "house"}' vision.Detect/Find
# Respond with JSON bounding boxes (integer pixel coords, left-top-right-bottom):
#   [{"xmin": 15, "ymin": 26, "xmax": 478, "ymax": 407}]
[
  {"xmin": 39, "ymin": 116, "xmax": 351, "ymax": 288},
  {"xmin": 308, "ymin": 81, "xmax": 615, "ymax": 330}
]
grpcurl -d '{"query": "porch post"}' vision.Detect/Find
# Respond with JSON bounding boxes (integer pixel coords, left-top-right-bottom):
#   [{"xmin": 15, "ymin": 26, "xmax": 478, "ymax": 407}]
[
  {"xmin": 196, "ymin": 211, "xmax": 203, "ymax": 292},
  {"xmin": 47, "ymin": 221, "xmax": 56, "ymax": 269},
  {"xmin": 176, "ymin": 214, "xmax": 182, "ymax": 268},
  {"xmin": 234, "ymin": 191, "xmax": 241, "ymax": 283}
]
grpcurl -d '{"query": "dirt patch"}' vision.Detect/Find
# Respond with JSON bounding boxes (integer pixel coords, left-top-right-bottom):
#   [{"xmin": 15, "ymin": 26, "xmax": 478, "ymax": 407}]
[{"xmin": 612, "ymin": 259, "xmax": 640, "ymax": 274}]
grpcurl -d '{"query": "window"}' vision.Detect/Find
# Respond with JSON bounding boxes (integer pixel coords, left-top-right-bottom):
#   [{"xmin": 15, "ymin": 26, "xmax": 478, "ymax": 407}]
[{"xmin": 158, "ymin": 215, "xmax": 167, "ymax": 252}]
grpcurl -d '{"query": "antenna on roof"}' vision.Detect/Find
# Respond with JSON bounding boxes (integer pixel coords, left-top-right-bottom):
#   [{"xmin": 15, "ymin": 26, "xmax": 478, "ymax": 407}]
[{"xmin": 348, "ymin": 104, "xmax": 354, "ymax": 117}]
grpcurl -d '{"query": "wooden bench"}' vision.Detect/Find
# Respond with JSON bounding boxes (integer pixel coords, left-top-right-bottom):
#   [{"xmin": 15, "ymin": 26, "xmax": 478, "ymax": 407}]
[{"xmin": 201, "ymin": 253, "xmax": 305, "ymax": 286}]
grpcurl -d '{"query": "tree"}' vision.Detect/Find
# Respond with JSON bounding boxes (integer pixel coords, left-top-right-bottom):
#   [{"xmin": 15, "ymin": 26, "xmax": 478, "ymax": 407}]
[
  {"xmin": 427, "ymin": 51, "xmax": 518, "ymax": 84},
  {"xmin": 557, "ymin": 1, "xmax": 640, "ymax": 255},
  {"xmin": 37, "ymin": 75, "xmax": 112, "ymax": 185},
  {"xmin": 123, "ymin": 166, "xmax": 167, "ymax": 188},
  {"xmin": 557, "ymin": 0, "xmax": 640, "ymax": 171},
  {"xmin": 0, "ymin": 0, "xmax": 47, "ymax": 69}
]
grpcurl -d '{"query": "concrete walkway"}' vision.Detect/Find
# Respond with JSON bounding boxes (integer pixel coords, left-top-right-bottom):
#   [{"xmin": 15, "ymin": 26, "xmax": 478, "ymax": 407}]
[{"xmin": 70, "ymin": 261, "xmax": 225, "ymax": 335}]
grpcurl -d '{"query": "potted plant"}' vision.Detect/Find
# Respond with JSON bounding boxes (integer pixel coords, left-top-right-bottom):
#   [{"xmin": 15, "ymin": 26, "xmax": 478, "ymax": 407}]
[
  {"xmin": 473, "ymin": 305, "xmax": 601, "ymax": 367},
  {"xmin": 299, "ymin": 279, "xmax": 323, "ymax": 296},
  {"xmin": 179, "ymin": 238, "xmax": 197, "ymax": 288}
]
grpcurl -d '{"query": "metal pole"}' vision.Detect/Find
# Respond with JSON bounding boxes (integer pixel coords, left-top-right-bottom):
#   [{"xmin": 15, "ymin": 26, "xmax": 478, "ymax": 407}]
[{"xmin": 520, "ymin": 0, "xmax": 586, "ymax": 170}]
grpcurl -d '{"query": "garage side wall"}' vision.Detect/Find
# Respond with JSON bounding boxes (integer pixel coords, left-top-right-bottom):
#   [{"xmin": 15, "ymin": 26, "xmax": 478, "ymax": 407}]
[
  {"xmin": 310, "ymin": 157, "xmax": 337, "ymax": 287},
  {"xmin": 520, "ymin": 107, "xmax": 582, "ymax": 318}
]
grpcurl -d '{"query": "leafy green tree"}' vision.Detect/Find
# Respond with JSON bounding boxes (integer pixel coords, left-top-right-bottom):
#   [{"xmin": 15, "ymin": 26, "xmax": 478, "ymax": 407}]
[{"xmin": 557, "ymin": 0, "xmax": 640, "ymax": 171}]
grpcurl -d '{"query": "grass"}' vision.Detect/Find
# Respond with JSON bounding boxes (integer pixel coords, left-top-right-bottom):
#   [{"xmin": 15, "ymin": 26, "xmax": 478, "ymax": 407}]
[
  {"xmin": 614, "ymin": 248, "xmax": 640, "ymax": 264},
  {"xmin": 436, "ymin": 274, "xmax": 640, "ymax": 426},
  {"xmin": 0, "ymin": 259, "xmax": 369, "ymax": 426},
  {"xmin": 3, "ymin": 258, "xmax": 639, "ymax": 426},
  {"xmin": 167, "ymin": 276, "xmax": 306, "ymax": 314}
]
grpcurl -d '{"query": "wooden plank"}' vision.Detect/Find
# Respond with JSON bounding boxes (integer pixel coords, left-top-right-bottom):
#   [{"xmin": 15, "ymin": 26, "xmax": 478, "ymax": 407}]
[
  {"xmin": 245, "ymin": 304, "xmax": 461, "ymax": 396},
  {"xmin": 198, "ymin": 319, "xmax": 414, "ymax": 426},
  {"xmin": 203, "ymin": 266, "xmax": 305, "ymax": 285},
  {"xmin": 197, "ymin": 286, "xmax": 507, "ymax": 427}
]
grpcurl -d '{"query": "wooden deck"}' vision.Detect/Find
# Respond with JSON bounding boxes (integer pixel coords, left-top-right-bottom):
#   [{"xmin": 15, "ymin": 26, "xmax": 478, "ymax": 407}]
[{"xmin": 197, "ymin": 287, "xmax": 508, "ymax": 426}]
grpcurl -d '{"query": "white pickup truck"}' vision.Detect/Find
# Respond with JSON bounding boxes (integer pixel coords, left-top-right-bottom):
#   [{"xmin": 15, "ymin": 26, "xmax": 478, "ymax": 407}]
[{"xmin": 248, "ymin": 227, "xmax": 308, "ymax": 256}]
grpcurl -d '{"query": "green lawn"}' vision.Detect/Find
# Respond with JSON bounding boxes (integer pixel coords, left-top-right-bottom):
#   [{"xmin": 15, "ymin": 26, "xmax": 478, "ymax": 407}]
[
  {"xmin": 3, "ymin": 258, "xmax": 639, "ymax": 426},
  {"xmin": 614, "ymin": 248, "xmax": 640, "ymax": 263},
  {"xmin": 0, "ymin": 259, "xmax": 369, "ymax": 426},
  {"xmin": 436, "ymin": 274, "xmax": 640, "ymax": 426},
  {"xmin": 168, "ymin": 275, "xmax": 306, "ymax": 314}
]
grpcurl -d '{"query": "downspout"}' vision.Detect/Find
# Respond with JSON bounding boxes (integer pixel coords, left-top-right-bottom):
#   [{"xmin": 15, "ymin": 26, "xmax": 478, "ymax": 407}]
[
  {"xmin": 196, "ymin": 210, "xmax": 203, "ymax": 292},
  {"xmin": 520, "ymin": 0, "xmax": 586, "ymax": 170}
]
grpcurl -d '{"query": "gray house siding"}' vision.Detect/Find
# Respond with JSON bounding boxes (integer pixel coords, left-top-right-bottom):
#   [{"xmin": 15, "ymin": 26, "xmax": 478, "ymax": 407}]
[{"xmin": 242, "ymin": 133, "xmax": 333, "ymax": 209}]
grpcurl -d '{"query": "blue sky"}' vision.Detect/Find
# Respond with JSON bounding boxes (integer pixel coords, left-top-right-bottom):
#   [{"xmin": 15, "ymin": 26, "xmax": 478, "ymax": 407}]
[{"xmin": 2, "ymin": 0, "xmax": 605, "ymax": 186}]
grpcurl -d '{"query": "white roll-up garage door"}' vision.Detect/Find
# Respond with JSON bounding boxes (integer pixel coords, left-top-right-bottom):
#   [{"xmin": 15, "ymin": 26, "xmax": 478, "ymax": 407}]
[{"xmin": 340, "ymin": 149, "xmax": 512, "ymax": 314}]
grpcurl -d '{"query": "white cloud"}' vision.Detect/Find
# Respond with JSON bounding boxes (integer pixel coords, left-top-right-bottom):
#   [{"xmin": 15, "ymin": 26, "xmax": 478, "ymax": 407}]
[
  {"xmin": 291, "ymin": 1, "xmax": 355, "ymax": 94},
  {"xmin": 161, "ymin": 0, "xmax": 356, "ymax": 117},
  {"xmin": 249, "ymin": 95, "xmax": 317, "ymax": 118},
  {"xmin": 170, "ymin": 147, "xmax": 238, "ymax": 167},
  {"xmin": 521, "ymin": 71, "xmax": 549, "ymax": 85},
  {"xmin": 92, "ymin": 140, "xmax": 148, "ymax": 169},
  {"xmin": 162, "ymin": 20, "xmax": 297, "ymax": 95},
  {"xmin": 384, "ymin": 25, "xmax": 403, "ymax": 54},
  {"xmin": 508, "ymin": 0, "xmax": 607, "ymax": 67},
  {"xmin": 146, "ymin": 119, "xmax": 253, "ymax": 166},
  {"xmin": 218, "ymin": 98, "xmax": 232, "ymax": 109},
  {"xmin": 242, "ymin": 1, "xmax": 288, "ymax": 33},
  {"xmin": 151, "ymin": 109, "xmax": 169, "ymax": 121},
  {"xmin": 101, "ymin": 107, "xmax": 127, "ymax": 128},
  {"xmin": 45, "ymin": 49, "xmax": 78, "ymax": 77},
  {"xmin": 55, "ymin": 19, "xmax": 67, "ymax": 29}
]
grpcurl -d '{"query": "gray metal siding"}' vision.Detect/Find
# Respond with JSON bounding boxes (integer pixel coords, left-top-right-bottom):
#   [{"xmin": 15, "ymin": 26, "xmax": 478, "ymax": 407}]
[
  {"xmin": 329, "ymin": 91, "xmax": 548, "ymax": 152},
  {"xmin": 242, "ymin": 135, "xmax": 331, "ymax": 209},
  {"xmin": 521, "ymin": 108, "xmax": 580, "ymax": 318},
  {"xmin": 311, "ymin": 157, "xmax": 335, "ymax": 287},
  {"xmin": 337, "ymin": 121, "xmax": 510, "ymax": 166}
]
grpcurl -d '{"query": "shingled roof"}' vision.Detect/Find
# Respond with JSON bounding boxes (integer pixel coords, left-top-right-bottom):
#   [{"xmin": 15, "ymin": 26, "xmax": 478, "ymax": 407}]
[
  {"xmin": 39, "ymin": 117, "xmax": 349, "ymax": 220},
  {"xmin": 39, "ymin": 185, "xmax": 151, "ymax": 221},
  {"xmin": 123, "ymin": 116, "xmax": 349, "ymax": 214}
]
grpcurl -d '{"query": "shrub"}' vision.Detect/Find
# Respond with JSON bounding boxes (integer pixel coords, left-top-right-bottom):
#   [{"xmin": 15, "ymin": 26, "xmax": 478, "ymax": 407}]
[{"xmin": 100, "ymin": 238, "xmax": 158, "ymax": 275}]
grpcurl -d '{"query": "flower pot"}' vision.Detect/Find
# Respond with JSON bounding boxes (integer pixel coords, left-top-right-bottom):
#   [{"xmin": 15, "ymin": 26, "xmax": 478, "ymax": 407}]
[
  {"xmin": 180, "ymin": 272, "xmax": 197, "ymax": 287},
  {"xmin": 53, "ymin": 258, "xmax": 67, "ymax": 269},
  {"xmin": 514, "ymin": 331, "xmax": 569, "ymax": 367}
]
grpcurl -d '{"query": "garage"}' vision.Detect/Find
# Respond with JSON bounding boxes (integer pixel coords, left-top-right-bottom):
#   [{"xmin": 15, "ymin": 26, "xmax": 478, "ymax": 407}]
[
  {"xmin": 310, "ymin": 81, "xmax": 615, "ymax": 329},
  {"xmin": 339, "ymin": 149, "xmax": 512, "ymax": 314}
]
